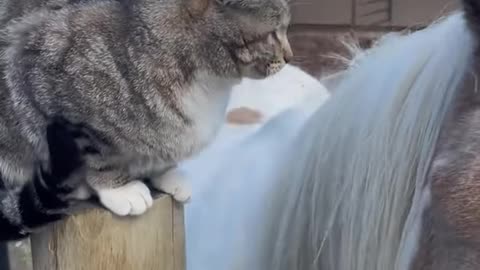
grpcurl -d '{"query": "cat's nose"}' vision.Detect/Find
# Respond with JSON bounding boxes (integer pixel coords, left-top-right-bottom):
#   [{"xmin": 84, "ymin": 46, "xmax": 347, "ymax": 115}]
[{"xmin": 284, "ymin": 52, "xmax": 293, "ymax": 63}]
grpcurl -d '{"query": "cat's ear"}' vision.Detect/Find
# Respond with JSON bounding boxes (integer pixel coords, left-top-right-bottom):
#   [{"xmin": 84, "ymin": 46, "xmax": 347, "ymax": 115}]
[{"xmin": 185, "ymin": 0, "xmax": 211, "ymax": 16}]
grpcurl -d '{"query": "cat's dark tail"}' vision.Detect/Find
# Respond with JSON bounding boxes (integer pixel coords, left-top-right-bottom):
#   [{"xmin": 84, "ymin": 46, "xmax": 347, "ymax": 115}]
[{"xmin": 0, "ymin": 118, "xmax": 96, "ymax": 241}]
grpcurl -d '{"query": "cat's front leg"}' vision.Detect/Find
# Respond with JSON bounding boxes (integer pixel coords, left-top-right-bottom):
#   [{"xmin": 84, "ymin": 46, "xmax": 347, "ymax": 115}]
[
  {"xmin": 96, "ymin": 181, "xmax": 153, "ymax": 216},
  {"xmin": 149, "ymin": 167, "xmax": 192, "ymax": 203},
  {"xmin": 88, "ymin": 170, "xmax": 154, "ymax": 217}
]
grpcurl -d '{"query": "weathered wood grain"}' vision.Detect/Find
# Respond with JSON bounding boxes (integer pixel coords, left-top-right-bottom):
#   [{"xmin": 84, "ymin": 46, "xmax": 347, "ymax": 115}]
[{"xmin": 30, "ymin": 196, "xmax": 185, "ymax": 270}]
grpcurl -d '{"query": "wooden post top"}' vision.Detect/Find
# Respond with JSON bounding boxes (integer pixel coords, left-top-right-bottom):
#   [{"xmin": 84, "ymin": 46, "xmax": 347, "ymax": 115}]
[{"xmin": 30, "ymin": 196, "xmax": 185, "ymax": 270}]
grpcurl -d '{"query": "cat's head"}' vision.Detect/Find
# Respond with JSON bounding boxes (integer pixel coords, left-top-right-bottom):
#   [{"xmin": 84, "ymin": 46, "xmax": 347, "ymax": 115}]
[
  {"xmin": 189, "ymin": 0, "xmax": 293, "ymax": 79},
  {"xmin": 219, "ymin": 0, "xmax": 292, "ymax": 79}
]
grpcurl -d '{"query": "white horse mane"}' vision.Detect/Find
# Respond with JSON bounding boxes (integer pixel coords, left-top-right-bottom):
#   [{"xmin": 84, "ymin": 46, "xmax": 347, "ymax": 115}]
[{"xmin": 260, "ymin": 12, "xmax": 475, "ymax": 270}]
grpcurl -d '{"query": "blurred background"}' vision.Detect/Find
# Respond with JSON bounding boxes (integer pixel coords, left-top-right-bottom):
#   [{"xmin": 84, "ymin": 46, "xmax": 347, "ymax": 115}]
[
  {"xmin": 288, "ymin": 0, "xmax": 459, "ymax": 77},
  {"xmin": 0, "ymin": 0, "xmax": 461, "ymax": 269}
]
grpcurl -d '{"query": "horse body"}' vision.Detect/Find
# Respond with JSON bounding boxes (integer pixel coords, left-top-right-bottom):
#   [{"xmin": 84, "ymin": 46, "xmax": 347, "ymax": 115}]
[{"xmin": 183, "ymin": 6, "xmax": 480, "ymax": 270}]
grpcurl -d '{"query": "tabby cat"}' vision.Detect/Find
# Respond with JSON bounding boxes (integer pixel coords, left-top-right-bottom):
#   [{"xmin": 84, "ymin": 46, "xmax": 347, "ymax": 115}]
[{"xmin": 0, "ymin": 0, "xmax": 293, "ymax": 217}]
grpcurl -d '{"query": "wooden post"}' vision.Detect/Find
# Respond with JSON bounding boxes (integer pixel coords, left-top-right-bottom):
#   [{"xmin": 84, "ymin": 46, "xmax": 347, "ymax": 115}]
[{"xmin": 30, "ymin": 196, "xmax": 185, "ymax": 270}]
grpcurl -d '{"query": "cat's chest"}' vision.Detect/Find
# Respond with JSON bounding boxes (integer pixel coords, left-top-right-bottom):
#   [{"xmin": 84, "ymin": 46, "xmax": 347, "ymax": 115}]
[{"xmin": 180, "ymin": 75, "xmax": 237, "ymax": 153}]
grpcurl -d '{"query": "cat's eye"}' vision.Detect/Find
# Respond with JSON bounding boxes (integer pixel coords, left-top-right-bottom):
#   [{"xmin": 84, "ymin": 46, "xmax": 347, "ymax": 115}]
[{"xmin": 243, "ymin": 31, "xmax": 275, "ymax": 45}]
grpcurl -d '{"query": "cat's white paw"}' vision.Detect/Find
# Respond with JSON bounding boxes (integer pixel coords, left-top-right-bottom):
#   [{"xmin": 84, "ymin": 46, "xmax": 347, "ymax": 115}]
[
  {"xmin": 151, "ymin": 169, "xmax": 192, "ymax": 203},
  {"xmin": 97, "ymin": 181, "xmax": 153, "ymax": 216}
]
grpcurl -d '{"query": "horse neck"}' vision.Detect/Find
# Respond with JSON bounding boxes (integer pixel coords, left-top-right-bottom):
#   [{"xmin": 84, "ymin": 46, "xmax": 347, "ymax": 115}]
[{"xmin": 261, "ymin": 12, "xmax": 475, "ymax": 270}]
